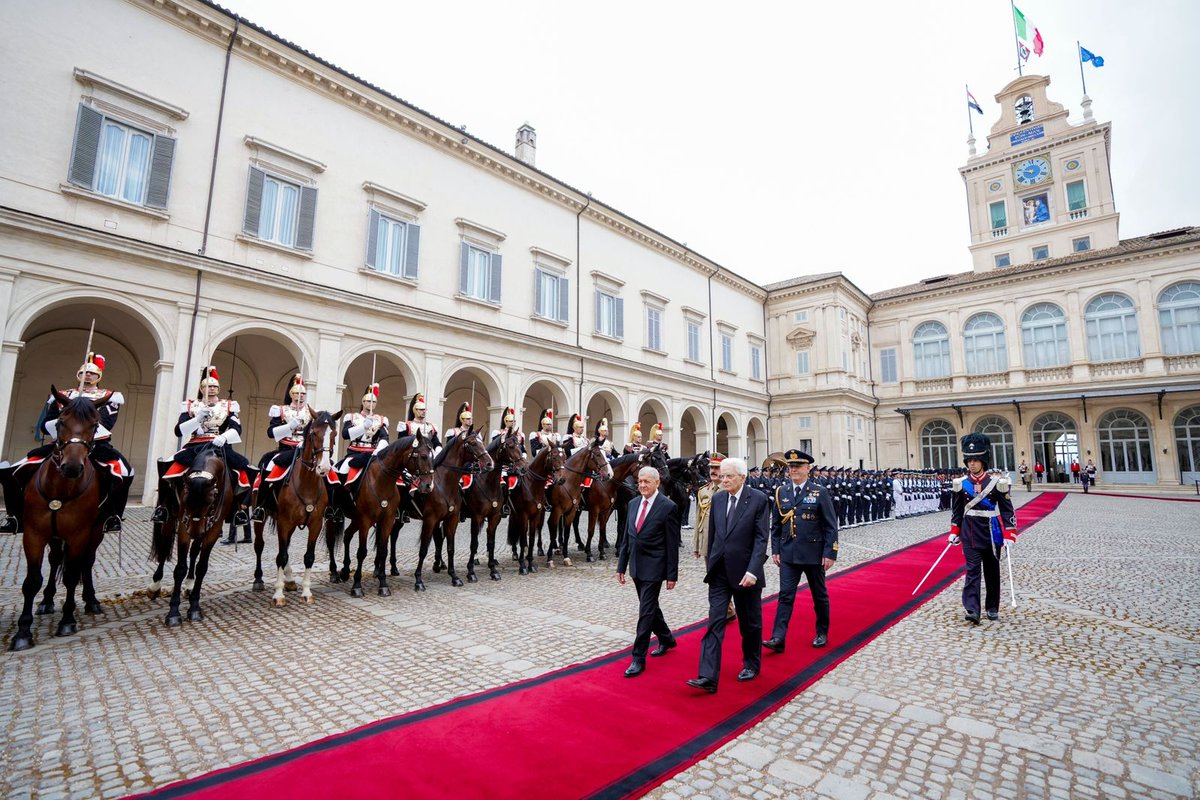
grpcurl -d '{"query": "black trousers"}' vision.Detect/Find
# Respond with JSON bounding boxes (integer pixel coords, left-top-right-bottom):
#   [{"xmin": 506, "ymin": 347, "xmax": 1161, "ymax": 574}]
[
  {"xmin": 962, "ymin": 545, "xmax": 1001, "ymax": 614},
  {"xmin": 697, "ymin": 566, "xmax": 762, "ymax": 684},
  {"xmin": 771, "ymin": 560, "xmax": 830, "ymax": 641},
  {"xmin": 631, "ymin": 578, "xmax": 673, "ymax": 662}
]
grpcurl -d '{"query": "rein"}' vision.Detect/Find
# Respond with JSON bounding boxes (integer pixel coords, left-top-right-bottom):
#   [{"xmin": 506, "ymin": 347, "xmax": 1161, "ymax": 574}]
[{"xmin": 34, "ymin": 421, "xmax": 100, "ymax": 537}]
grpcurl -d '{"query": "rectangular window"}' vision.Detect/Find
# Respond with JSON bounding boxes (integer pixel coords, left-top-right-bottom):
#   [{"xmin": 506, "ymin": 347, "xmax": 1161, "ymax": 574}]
[
  {"xmin": 989, "ymin": 201, "xmax": 1007, "ymax": 230},
  {"xmin": 880, "ymin": 347, "xmax": 897, "ymax": 383},
  {"xmin": 535, "ymin": 269, "xmax": 569, "ymax": 322},
  {"xmin": 793, "ymin": 310, "xmax": 809, "ymax": 323},
  {"xmin": 847, "ymin": 415, "xmax": 853, "ymax": 431},
  {"xmin": 839, "ymin": 308, "xmax": 846, "ymax": 321},
  {"xmin": 686, "ymin": 322, "xmax": 701, "ymax": 361},
  {"xmin": 1066, "ymin": 180, "xmax": 1087, "ymax": 211},
  {"xmin": 68, "ymin": 105, "xmax": 175, "ymax": 209},
  {"xmin": 797, "ymin": 350, "xmax": 810, "ymax": 375},
  {"xmin": 995, "ymin": 253, "xmax": 1011, "ymax": 268},
  {"xmin": 842, "ymin": 351, "xmax": 849, "ymax": 370},
  {"xmin": 750, "ymin": 344, "xmax": 762, "ymax": 380},
  {"xmin": 1032, "ymin": 245, "xmax": 1050, "ymax": 261},
  {"xmin": 1072, "ymin": 236, "xmax": 1091, "ymax": 253},
  {"xmin": 595, "ymin": 290, "xmax": 623, "ymax": 338},
  {"xmin": 720, "ymin": 334, "xmax": 733, "ymax": 371},
  {"xmin": 798, "ymin": 416, "xmax": 812, "ymax": 429},
  {"xmin": 857, "ymin": 418, "xmax": 863, "ymax": 431},
  {"xmin": 366, "ymin": 210, "xmax": 420, "ymax": 278},
  {"xmin": 458, "ymin": 243, "xmax": 502, "ymax": 303},
  {"xmin": 800, "ymin": 438, "xmax": 813, "ymax": 454},
  {"xmin": 242, "ymin": 167, "xmax": 317, "ymax": 250},
  {"xmin": 645, "ymin": 306, "xmax": 662, "ymax": 350}
]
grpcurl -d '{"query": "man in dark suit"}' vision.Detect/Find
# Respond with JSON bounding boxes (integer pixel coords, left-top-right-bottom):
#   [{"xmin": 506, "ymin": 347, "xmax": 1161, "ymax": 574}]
[
  {"xmin": 617, "ymin": 465, "xmax": 681, "ymax": 677},
  {"xmin": 765, "ymin": 449, "xmax": 838, "ymax": 653},
  {"xmin": 686, "ymin": 456, "xmax": 769, "ymax": 694}
]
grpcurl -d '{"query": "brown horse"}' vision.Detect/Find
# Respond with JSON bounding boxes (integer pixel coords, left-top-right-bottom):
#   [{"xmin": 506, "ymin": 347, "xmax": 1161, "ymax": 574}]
[
  {"xmin": 151, "ymin": 445, "xmax": 233, "ymax": 626},
  {"xmin": 9, "ymin": 388, "xmax": 105, "ymax": 651},
  {"xmin": 327, "ymin": 431, "xmax": 435, "ymax": 597},
  {"xmin": 413, "ymin": 426, "xmax": 493, "ymax": 591},
  {"xmin": 507, "ymin": 441, "xmax": 567, "ymax": 575},
  {"xmin": 544, "ymin": 438, "xmax": 613, "ymax": 568},
  {"xmin": 580, "ymin": 445, "xmax": 668, "ymax": 562},
  {"xmin": 252, "ymin": 409, "xmax": 342, "ymax": 606},
  {"xmin": 462, "ymin": 430, "xmax": 528, "ymax": 582}
]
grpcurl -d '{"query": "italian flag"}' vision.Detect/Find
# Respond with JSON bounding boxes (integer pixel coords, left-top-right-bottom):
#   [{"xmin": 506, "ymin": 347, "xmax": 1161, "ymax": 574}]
[{"xmin": 1013, "ymin": 5, "xmax": 1044, "ymax": 56}]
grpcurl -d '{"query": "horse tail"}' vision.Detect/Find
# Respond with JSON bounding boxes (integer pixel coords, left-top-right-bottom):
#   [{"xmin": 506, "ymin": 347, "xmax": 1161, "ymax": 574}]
[{"xmin": 149, "ymin": 519, "xmax": 174, "ymax": 564}]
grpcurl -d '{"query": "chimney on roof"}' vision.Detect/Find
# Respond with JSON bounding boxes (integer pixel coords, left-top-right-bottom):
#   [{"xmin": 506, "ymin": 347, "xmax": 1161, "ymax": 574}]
[{"xmin": 515, "ymin": 123, "xmax": 536, "ymax": 167}]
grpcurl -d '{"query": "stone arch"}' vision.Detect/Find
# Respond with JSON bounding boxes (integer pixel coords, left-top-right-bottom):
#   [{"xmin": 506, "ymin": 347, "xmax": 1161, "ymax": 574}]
[
  {"xmin": 678, "ymin": 404, "xmax": 709, "ymax": 456},
  {"xmin": 585, "ymin": 388, "xmax": 627, "ymax": 443},
  {"xmin": 440, "ymin": 363, "xmax": 503, "ymax": 432},
  {"xmin": 7, "ymin": 286, "xmax": 172, "ymax": 359},
  {"xmin": 636, "ymin": 396, "xmax": 670, "ymax": 447},
  {"xmin": 203, "ymin": 320, "xmax": 312, "ymax": 379},
  {"xmin": 716, "ymin": 411, "xmax": 741, "ymax": 457},
  {"xmin": 522, "ymin": 377, "xmax": 572, "ymax": 435},
  {"xmin": 745, "ymin": 415, "xmax": 768, "ymax": 465},
  {"xmin": 338, "ymin": 342, "xmax": 421, "ymax": 394},
  {"xmin": 340, "ymin": 350, "xmax": 415, "ymax": 426}
]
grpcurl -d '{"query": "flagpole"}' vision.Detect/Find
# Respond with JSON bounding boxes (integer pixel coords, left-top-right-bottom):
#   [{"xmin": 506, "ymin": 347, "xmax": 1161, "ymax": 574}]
[
  {"xmin": 1077, "ymin": 40, "xmax": 1088, "ymax": 96},
  {"xmin": 965, "ymin": 84, "xmax": 974, "ymax": 138},
  {"xmin": 1010, "ymin": 0, "xmax": 1023, "ymax": 76}
]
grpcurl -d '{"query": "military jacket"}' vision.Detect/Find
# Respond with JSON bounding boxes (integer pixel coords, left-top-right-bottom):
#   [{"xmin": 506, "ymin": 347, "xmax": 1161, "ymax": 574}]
[
  {"xmin": 44, "ymin": 387, "xmax": 124, "ymax": 441},
  {"xmin": 344, "ymin": 412, "xmax": 389, "ymax": 453},
  {"xmin": 950, "ymin": 474, "xmax": 1017, "ymax": 550},
  {"xmin": 268, "ymin": 402, "xmax": 312, "ymax": 447},
  {"xmin": 770, "ymin": 480, "xmax": 839, "ymax": 565}
]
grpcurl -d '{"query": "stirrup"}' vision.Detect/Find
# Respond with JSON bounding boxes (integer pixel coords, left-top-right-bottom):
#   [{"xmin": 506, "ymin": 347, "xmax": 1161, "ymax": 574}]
[
  {"xmin": 150, "ymin": 506, "xmax": 168, "ymax": 523},
  {"xmin": 0, "ymin": 516, "xmax": 18, "ymax": 535},
  {"xmin": 233, "ymin": 509, "xmax": 249, "ymax": 526},
  {"xmin": 251, "ymin": 507, "xmax": 266, "ymax": 523},
  {"xmin": 102, "ymin": 516, "xmax": 123, "ymax": 533}
]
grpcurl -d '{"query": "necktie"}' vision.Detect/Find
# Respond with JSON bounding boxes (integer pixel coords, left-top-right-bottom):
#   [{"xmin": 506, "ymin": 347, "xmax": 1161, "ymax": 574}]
[
  {"xmin": 635, "ymin": 498, "xmax": 650, "ymax": 532},
  {"xmin": 727, "ymin": 494, "xmax": 737, "ymax": 521}
]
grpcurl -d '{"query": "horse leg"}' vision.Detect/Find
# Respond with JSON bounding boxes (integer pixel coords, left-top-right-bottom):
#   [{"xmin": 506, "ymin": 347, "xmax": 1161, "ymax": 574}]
[
  {"xmin": 82, "ymin": 543, "xmax": 104, "ymax": 615},
  {"xmin": 184, "ymin": 537, "xmax": 201, "ymax": 599},
  {"xmin": 585, "ymin": 510, "xmax": 596, "ymax": 563},
  {"xmin": 389, "ymin": 514, "xmax": 402, "ymax": 576},
  {"xmin": 486, "ymin": 516, "xmax": 500, "ymax": 582},
  {"xmin": 351, "ymin": 521, "xmax": 369, "ymax": 598},
  {"xmin": 373, "ymin": 519, "xmax": 392, "ymax": 597},
  {"xmin": 561, "ymin": 512, "xmax": 574, "ymax": 567},
  {"xmin": 340, "ymin": 524, "xmax": 353, "ymax": 583},
  {"xmin": 598, "ymin": 509, "xmax": 611, "ymax": 561},
  {"xmin": 187, "ymin": 541, "xmax": 216, "ymax": 621},
  {"xmin": 445, "ymin": 520, "xmax": 463, "ymax": 587},
  {"xmin": 148, "ymin": 519, "xmax": 172, "ymax": 597},
  {"xmin": 55, "ymin": 545, "xmax": 87, "ymax": 638},
  {"xmin": 273, "ymin": 526, "xmax": 291, "ymax": 607},
  {"xmin": 10, "ymin": 540, "xmax": 46, "ymax": 650},
  {"xmin": 326, "ymin": 514, "xmax": 344, "ymax": 582},
  {"xmin": 302, "ymin": 526, "xmax": 321, "ymax": 604},
  {"xmin": 252, "ymin": 519, "xmax": 266, "ymax": 591},
  {"xmin": 433, "ymin": 526, "xmax": 445, "ymax": 572},
  {"xmin": 466, "ymin": 519, "xmax": 480, "ymax": 583},
  {"xmin": 573, "ymin": 506, "xmax": 584, "ymax": 549},
  {"xmin": 166, "ymin": 537, "xmax": 188, "ymax": 626},
  {"xmin": 37, "ymin": 537, "xmax": 63, "ymax": 615},
  {"xmin": 414, "ymin": 522, "xmax": 432, "ymax": 592}
]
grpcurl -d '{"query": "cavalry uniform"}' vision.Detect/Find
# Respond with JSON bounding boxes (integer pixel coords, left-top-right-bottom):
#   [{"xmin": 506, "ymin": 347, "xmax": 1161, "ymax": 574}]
[
  {"xmin": 528, "ymin": 409, "xmax": 557, "ymax": 456},
  {"xmin": 251, "ymin": 374, "xmax": 313, "ymax": 521},
  {"xmin": 594, "ymin": 418, "xmax": 615, "ymax": 458},
  {"xmin": 949, "ymin": 433, "xmax": 1018, "ymax": 623},
  {"xmin": 153, "ymin": 366, "xmax": 252, "ymax": 525},
  {"xmin": 766, "ymin": 449, "xmax": 838, "ymax": 650},
  {"xmin": 491, "ymin": 407, "xmax": 526, "ymax": 517},
  {"xmin": 403, "ymin": 393, "xmax": 442, "ymax": 449},
  {"xmin": 562, "ymin": 413, "xmax": 588, "ymax": 453},
  {"xmin": 444, "ymin": 402, "xmax": 474, "ymax": 443},
  {"xmin": 1, "ymin": 352, "xmax": 133, "ymax": 534},
  {"xmin": 623, "ymin": 422, "xmax": 645, "ymax": 455},
  {"xmin": 335, "ymin": 383, "xmax": 390, "ymax": 478},
  {"xmin": 647, "ymin": 422, "xmax": 667, "ymax": 456}
]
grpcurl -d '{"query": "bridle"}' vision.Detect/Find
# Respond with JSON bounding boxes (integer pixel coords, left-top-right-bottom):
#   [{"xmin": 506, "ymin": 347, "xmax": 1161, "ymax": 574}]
[
  {"xmin": 184, "ymin": 453, "xmax": 229, "ymax": 534},
  {"xmin": 525, "ymin": 446, "xmax": 566, "ymax": 486},
  {"xmin": 34, "ymin": 418, "xmax": 99, "ymax": 534},
  {"xmin": 441, "ymin": 434, "xmax": 494, "ymax": 476}
]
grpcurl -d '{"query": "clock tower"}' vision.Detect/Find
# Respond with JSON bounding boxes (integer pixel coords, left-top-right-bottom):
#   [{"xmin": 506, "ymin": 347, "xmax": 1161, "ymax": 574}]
[{"xmin": 960, "ymin": 74, "xmax": 1119, "ymax": 273}]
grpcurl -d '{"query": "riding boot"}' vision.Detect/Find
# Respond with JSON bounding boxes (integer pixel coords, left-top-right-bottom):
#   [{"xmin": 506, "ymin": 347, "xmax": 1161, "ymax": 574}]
[
  {"xmin": 1, "ymin": 466, "xmax": 25, "ymax": 534},
  {"xmin": 219, "ymin": 521, "xmax": 237, "ymax": 545},
  {"xmin": 151, "ymin": 505, "xmax": 169, "ymax": 523},
  {"xmin": 500, "ymin": 485, "xmax": 510, "ymax": 518},
  {"xmin": 101, "ymin": 472, "xmax": 133, "ymax": 533}
]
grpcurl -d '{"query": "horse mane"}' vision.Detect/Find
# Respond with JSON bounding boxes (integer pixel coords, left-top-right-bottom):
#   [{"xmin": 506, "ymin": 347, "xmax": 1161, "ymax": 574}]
[
  {"xmin": 486, "ymin": 435, "xmax": 503, "ymax": 456},
  {"xmin": 59, "ymin": 395, "xmax": 100, "ymax": 424},
  {"xmin": 432, "ymin": 434, "xmax": 465, "ymax": 468},
  {"xmin": 390, "ymin": 434, "xmax": 415, "ymax": 452},
  {"xmin": 609, "ymin": 452, "xmax": 640, "ymax": 468},
  {"xmin": 184, "ymin": 447, "xmax": 223, "ymax": 514}
]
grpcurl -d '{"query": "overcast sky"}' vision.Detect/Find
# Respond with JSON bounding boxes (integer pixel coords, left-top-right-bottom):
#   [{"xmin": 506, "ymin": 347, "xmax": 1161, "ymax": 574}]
[{"xmin": 221, "ymin": 0, "xmax": 1199, "ymax": 294}]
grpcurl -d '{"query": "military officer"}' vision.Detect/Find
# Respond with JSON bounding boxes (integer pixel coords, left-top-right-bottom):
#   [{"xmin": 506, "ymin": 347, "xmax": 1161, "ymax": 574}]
[
  {"xmin": 623, "ymin": 422, "xmax": 644, "ymax": 454},
  {"xmin": 337, "ymin": 383, "xmax": 389, "ymax": 466},
  {"xmin": 1, "ymin": 352, "xmax": 134, "ymax": 534},
  {"xmin": 595, "ymin": 417, "xmax": 615, "ymax": 458},
  {"xmin": 402, "ymin": 392, "xmax": 442, "ymax": 449},
  {"xmin": 765, "ymin": 448, "xmax": 838, "ymax": 651},
  {"xmin": 251, "ymin": 374, "xmax": 312, "ymax": 522},
  {"xmin": 648, "ymin": 422, "xmax": 667, "ymax": 456},
  {"xmin": 948, "ymin": 433, "xmax": 1018, "ymax": 624},
  {"xmin": 491, "ymin": 406, "xmax": 525, "ymax": 517},
  {"xmin": 529, "ymin": 408, "xmax": 557, "ymax": 456},
  {"xmin": 564, "ymin": 413, "xmax": 588, "ymax": 452},
  {"xmin": 152, "ymin": 365, "xmax": 253, "ymax": 526},
  {"xmin": 445, "ymin": 402, "xmax": 475, "ymax": 443}
]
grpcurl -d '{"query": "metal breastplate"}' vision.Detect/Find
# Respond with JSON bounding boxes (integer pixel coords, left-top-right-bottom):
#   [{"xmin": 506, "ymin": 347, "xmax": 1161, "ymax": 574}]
[
  {"xmin": 351, "ymin": 412, "xmax": 382, "ymax": 445},
  {"xmin": 195, "ymin": 401, "xmax": 229, "ymax": 435},
  {"xmin": 283, "ymin": 405, "xmax": 312, "ymax": 428}
]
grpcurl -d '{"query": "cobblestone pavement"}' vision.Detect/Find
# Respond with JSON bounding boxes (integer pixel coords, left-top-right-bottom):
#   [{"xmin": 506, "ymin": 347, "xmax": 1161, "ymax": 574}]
[{"xmin": 0, "ymin": 493, "xmax": 1195, "ymax": 799}]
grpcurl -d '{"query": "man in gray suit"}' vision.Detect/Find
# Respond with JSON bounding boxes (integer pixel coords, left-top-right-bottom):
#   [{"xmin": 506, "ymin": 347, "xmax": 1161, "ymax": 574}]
[
  {"xmin": 617, "ymin": 466, "xmax": 680, "ymax": 677},
  {"xmin": 687, "ymin": 457, "xmax": 770, "ymax": 694}
]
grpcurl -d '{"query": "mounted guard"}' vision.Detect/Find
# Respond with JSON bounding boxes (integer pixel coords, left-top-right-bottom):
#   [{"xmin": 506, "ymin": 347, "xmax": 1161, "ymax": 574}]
[
  {"xmin": 529, "ymin": 408, "xmax": 557, "ymax": 456},
  {"xmin": 1, "ymin": 352, "xmax": 133, "ymax": 535},
  {"xmin": 564, "ymin": 413, "xmax": 588, "ymax": 453},
  {"xmin": 595, "ymin": 417, "xmax": 615, "ymax": 458},
  {"xmin": 445, "ymin": 402, "xmax": 474, "ymax": 443},
  {"xmin": 251, "ymin": 373, "xmax": 315, "ymax": 522},
  {"xmin": 403, "ymin": 392, "xmax": 441, "ymax": 449},
  {"xmin": 623, "ymin": 421, "xmax": 644, "ymax": 454}
]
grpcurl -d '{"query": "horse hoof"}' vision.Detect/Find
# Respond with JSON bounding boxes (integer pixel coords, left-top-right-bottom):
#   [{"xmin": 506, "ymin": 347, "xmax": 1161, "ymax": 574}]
[
  {"xmin": 350, "ymin": 586, "xmax": 364, "ymax": 598},
  {"xmin": 433, "ymin": 564, "xmax": 444, "ymax": 573},
  {"xmin": 378, "ymin": 586, "xmax": 391, "ymax": 597},
  {"xmin": 490, "ymin": 572, "xmax": 501, "ymax": 582},
  {"xmin": 55, "ymin": 622, "xmax": 78, "ymax": 637},
  {"xmin": 451, "ymin": 577, "xmax": 464, "ymax": 587},
  {"xmin": 35, "ymin": 602, "xmax": 55, "ymax": 616},
  {"xmin": 252, "ymin": 581, "xmax": 265, "ymax": 592},
  {"xmin": 390, "ymin": 566, "xmax": 400, "ymax": 576},
  {"xmin": 338, "ymin": 569, "xmax": 351, "ymax": 582},
  {"xmin": 563, "ymin": 558, "xmax": 572, "ymax": 567},
  {"xmin": 329, "ymin": 573, "xmax": 343, "ymax": 584},
  {"xmin": 537, "ymin": 547, "xmax": 545, "ymax": 556},
  {"xmin": 598, "ymin": 553, "xmax": 606, "ymax": 561},
  {"xmin": 274, "ymin": 598, "xmax": 286, "ymax": 607},
  {"xmin": 165, "ymin": 615, "xmax": 182, "ymax": 628},
  {"xmin": 414, "ymin": 583, "xmax": 426, "ymax": 592},
  {"xmin": 187, "ymin": 608, "xmax": 203, "ymax": 622},
  {"xmin": 85, "ymin": 602, "xmax": 105, "ymax": 615},
  {"xmin": 530, "ymin": 563, "xmax": 539, "ymax": 573},
  {"xmin": 9, "ymin": 636, "xmax": 34, "ymax": 652},
  {"xmin": 284, "ymin": 581, "xmax": 299, "ymax": 592},
  {"xmin": 547, "ymin": 560, "xmax": 554, "ymax": 569},
  {"xmin": 147, "ymin": 589, "xmax": 161, "ymax": 600},
  {"xmin": 304, "ymin": 594, "xmax": 315, "ymax": 604},
  {"xmin": 467, "ymin": 573, "xmax": 478, "ymax": 584},
  {"xmin": 586, "ymin": 555, "xmax": 595, "ymax": 563},
  {"xmin": 518, "ymin": 566, "xmax": 527, "ymax": 575}
]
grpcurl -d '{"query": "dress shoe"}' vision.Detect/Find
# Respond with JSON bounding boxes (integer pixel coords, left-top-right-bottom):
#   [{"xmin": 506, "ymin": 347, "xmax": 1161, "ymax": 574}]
[
  {"xmin": 624, "ymin": 661, "xmax": 645, "ymax": 678},
  {"xmin": 686, "ymin": 677, "xmax": 718, "ymax": 694},
  {"xmin": 812, "ymin": 633, "xmax": 828, "ymax": 648},
  {"xmin": 763, "ymin": 638, "xmax": 785, "ymax": 654},
  {"xmin": 218, "ymin": 535, "xmax": 236, "ymax": 546},
  {"xmin": 986, "ymin": 610, "xmax": 999, "ymax": 621},
  {"xmin": 650, "ymin": 638, "xmax": 677, "ymax": 657},
  {"xmin": 736, "ymin": 668, "xmax": 758, "ymax": 682},
  {"xmin": 965, "ymin": 610, "xmax": 981, "ymax": 625}
]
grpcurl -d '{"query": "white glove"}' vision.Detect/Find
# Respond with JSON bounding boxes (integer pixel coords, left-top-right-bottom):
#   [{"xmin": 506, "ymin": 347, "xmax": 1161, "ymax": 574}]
[
  {"xmin": 272, "ymin": 423, "xmax": 295, "ymax": 441},
  {"xmin": 195, "ymin": 406, "xmax": 211, "ymax": 421},
  {"xmin": 212, "ymin": 434, "xmax": 227, "ymax": 448},
  {"xmin": 347, "ymin": 424, "xmax": 367, "ymax": 440},
  {"xmin": 948, "ymin": 533, "xmax": 961, "ymax": 545},
  {"xmin": 374, "ymin": 440, "xmax": 387, "ymax": 453},
  {"xmin": 290, "ymin": 417, "xmax": 304, "ymax": 431}
]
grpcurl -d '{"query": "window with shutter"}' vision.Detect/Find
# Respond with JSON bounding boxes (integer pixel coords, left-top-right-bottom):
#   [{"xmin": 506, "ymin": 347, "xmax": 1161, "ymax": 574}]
[
  {"xmin": 68, "ymin": 105, "xmax": 104, "ymax": 189},
  {"xmin": 368, "ymin": 211, "xmax": 416, "ymax": 277},
  {"xmin": 489, "ymin": 253, "xmax": 503, "ymax": 303},
  {"xmin": 557, "ymin": 274, "xmax": 569, "ymax": 323},
  {"xmin": 595, "ymin": 291, "xmax": 621, "ymax": 337},
  {"xmin": 459, "ymin": 244, "xmax": 500, "ymax": 303},
  {"xmin": 242, "ymin": 167, "xmax": 265, "ymax": 236},
  {"xmin": 403, "ymin": 223, "xmax": 420, "ymax": 279}
]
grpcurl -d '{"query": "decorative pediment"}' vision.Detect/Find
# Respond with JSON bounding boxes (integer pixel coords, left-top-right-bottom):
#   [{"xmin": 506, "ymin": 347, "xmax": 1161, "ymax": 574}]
[{"xmin": 786, "ymin": 326, "xmax": 815, "ymax": 350}]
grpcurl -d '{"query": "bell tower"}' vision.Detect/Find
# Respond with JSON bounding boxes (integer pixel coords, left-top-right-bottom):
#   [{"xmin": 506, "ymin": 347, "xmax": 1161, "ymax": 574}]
[{"xmin": 960, "ymin": 74, "xmax": 1119, "ymax": 272}]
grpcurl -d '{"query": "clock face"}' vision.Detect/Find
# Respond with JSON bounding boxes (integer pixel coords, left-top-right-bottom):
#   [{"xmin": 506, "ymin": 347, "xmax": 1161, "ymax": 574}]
[{"xmin": 1015, "ymin": 157, "xmax": 1051, "ymax": 186}]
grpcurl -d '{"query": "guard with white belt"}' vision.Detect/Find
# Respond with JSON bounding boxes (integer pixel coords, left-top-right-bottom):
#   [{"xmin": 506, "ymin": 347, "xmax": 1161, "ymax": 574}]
[{"xmin": 947, "ymin": 432, "xmax": 1018, "ymax": 624}]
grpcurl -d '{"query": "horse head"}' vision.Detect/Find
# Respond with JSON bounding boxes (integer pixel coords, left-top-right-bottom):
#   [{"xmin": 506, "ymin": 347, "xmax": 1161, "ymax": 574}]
[
  {"xmin": 546, "ymin": 445, "xmax": 568, "ymax": 485},
  {"xmin": 461, "ymin": 425, "xmax": 495, "ymax": 474},
  {"xmin": 305, "ymin": 410, "xmax": 343, "ymax": 476},
  {"xmin": 49, "ymin": 384, "xmax": 100, "ymax": 479},
  {"xmin": 642, "ymin": 442, "xmax": 670, "ymax": 482},
  {"xmin": 499, "ymin": 429, "xmax": 528, "ymax": 475},
  {"xmin": 587, "ymin": 436, "xmax": 614, "ymax": 480},
  {"xmin": 406, "ymin": 430, "xmax": 436, "ymax": 494},
  {"xmin": 180, "ymin": 447, "xmax": 228, "ymax": 535}
]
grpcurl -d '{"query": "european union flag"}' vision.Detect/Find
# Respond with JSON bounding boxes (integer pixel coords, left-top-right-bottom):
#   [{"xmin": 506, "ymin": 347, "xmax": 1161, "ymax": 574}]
[{"xmin": 1080, "ymin": 46, "xmax": 1105, "ymax": 67}]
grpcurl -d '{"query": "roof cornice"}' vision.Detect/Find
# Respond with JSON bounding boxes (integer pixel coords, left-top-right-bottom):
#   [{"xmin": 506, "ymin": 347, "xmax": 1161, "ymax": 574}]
[{"xmin": 960, "ymin": 122, "xmax": 1112, "ymax": 176}]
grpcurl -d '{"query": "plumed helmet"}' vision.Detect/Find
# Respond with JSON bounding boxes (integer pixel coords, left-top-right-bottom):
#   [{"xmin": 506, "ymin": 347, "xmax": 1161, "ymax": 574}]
[
  {"xmin": 503, "ymin": 406, "xmax": 516, "ymax": 425},
  {"xmin": 539, "ymin": 408, "xmax": 554, "ymax": 428},
  {"xmin": 651, "ymin": 422, "xmax": 663, "ymax": 441},
  {"xmin": 457, "ymin": 401, "xmax": 473, "ymax": 425},
  {"xmin": 596, "ymin": 417, "xmax": 609, "ymax": 437},
  {"xmin": 362, "ymin": 383, "xmax": 380, "ymax": 404},
  {"xmin": 286, "ymin": 374, "xmax": 306, "ymax": 402},
  {"xmin": 408, "ymin": 393, "xmax": 426, "ymax": 421},
  {"xmin": 961, "ymin": 432, "xmax": 991, "ymax": 466},
  {"xmin": 629, "ymin": 422, "xmax": 642, "ymax": 442},
  {"xmin": 77, "ymin": 351, "xmax": 105, "ymax": 379},
  {"xmin": 567, "ymin": 413, "xmax": 582, "ymax": 433},
  {"xmin": 197, "ymin": 365, "xmax": 220, "ymax": 398}
]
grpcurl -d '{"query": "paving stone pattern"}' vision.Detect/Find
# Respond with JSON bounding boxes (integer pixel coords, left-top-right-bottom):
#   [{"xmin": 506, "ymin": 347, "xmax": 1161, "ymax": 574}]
[{"xmin": 0, "ymin": 494, "xmax": 1195, "ymax": 799}]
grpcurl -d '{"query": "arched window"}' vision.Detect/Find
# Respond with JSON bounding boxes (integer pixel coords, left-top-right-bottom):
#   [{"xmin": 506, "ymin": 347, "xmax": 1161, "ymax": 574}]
[
  {"xmin": 1030, "ymin": 412, "xmax": 1078, "ymax": 483},
  {"xmin": 973, "ymin": 415, "xmax": 1015, "ymax": 472},
  {"xmin": 920, "ymin": 419, "xmax": 957, "ymax": 469},
  {"xmin": 1174, "ymin": 405, "xmax": 1200, "ymax": 483},
  {"xmin": 1085, "ymin": 293, "xmax": 1140, "ymax": 361},
  {"xmin": 913, "ymin": 321, "xmax": 950, "ymax": 379},
  {"xmin": 963, "ymin": 312, "xmax": 1007, "ymax": 374},
  {"xmin": 1021, "ymin": 303, "xmax": 1069, "ymax": 368},
  {"xmin": 1158, "ymin": 281, "xmax": 1200, "ymax": 355},
  {"xmin": 1097, "ymin": 409, "xmax": 1155, "ymax": 482}
]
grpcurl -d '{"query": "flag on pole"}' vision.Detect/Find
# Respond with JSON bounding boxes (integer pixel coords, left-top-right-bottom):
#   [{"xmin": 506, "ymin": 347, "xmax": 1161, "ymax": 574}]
[
  {"xmin": 1080, "ymin": 45, "xmax": 1105, "ymax": 67},
  {"xmin": 1018, "ymin": 42, "xmax": 1031, "ymax": 62},
  {"xmin": 1013, "ymin": 5, "xmax": 1044, "ymax": 56},
  {"xmin": 967, "ymin": 90, "xmax": 983, "ymax": 115}
]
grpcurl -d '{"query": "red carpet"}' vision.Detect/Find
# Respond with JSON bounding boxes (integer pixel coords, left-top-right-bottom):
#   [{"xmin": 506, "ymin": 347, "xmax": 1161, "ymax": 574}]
[
  {"xmin": 134, "ymin": 493, "xmax": 1066, "ymax": 800},
  {"xmin": 1064, "ymin": 490, "xmax": 1200, "ymax": 502}
]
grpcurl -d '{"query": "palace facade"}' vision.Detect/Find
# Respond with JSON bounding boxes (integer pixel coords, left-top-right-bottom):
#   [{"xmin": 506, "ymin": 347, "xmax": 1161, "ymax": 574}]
[{"xmin": 1, "ymin": 0, "xmax": 1197, "ymax": 501}]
